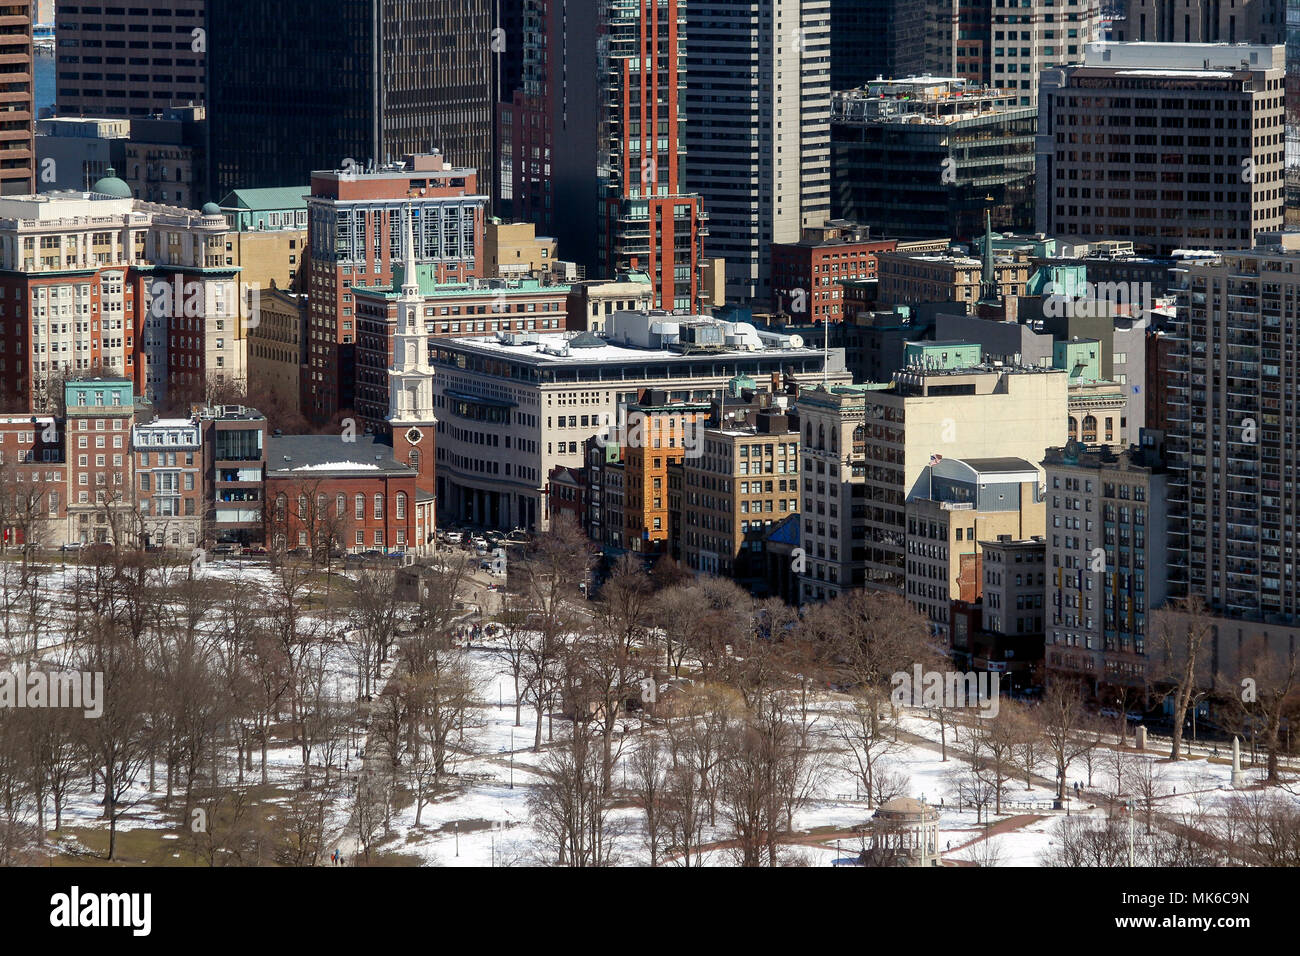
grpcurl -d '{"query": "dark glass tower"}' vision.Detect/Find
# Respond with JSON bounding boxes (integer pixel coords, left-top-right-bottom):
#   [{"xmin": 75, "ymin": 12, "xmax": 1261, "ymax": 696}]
[
  {"xmin": 206, "ymin": 0, "xmax": 493, "ymax": 198},
  {"xmin": 830, "ymin": 0, "xmax": 923, "ymax": 90}
]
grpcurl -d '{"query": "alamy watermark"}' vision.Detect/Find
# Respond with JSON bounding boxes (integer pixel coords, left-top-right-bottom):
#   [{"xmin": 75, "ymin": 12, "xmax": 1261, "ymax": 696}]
[
  {"xmin": 595, "ymin": 404, "xmax": 705, "ymax": 459},
  {"xmin": 0, "ymin": 664, "xmax": 104, "ymax": 718},
  {"xmin": 1042, "ymin": 280, "xmax": 1154, "ymax": 319},
  {"xmin": 890, "ymin": 665, "xmax": 1000, "ymax": 717}
]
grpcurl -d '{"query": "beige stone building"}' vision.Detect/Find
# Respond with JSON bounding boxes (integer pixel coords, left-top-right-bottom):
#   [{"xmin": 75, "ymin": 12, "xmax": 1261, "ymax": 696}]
[
  {"xmin": 904, "ymin": 457, "xmax": 1046, "ymax": 640},
  {"xmin": 796, "ymin": 364, "xmax": 1066, "ymax": 603},
  {"xmin": 565, "ymin": 273, "xmax": 657, "ymax": 333},
  {"xmin": 486, "ymin": 220, "xmax": 558, "ymax": 277},
  {"xmin": 681, "ymin": 405, "xmax": 800, "ymax": 583},
  {"xmin": 247, "ymin": 287, "xmax": 304, "ymax": 419},
  {"xmin": 876, "ymin": 250, "xmax": 1029, "ymax": 310}
]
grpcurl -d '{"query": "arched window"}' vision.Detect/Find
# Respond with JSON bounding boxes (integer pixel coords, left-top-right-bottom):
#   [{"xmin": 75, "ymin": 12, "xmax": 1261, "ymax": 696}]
[
  {"xmin": 336, "ymin": 493, "xmax": 345, "ymax": 516},
  {"xmin": 409, "ymin": 448, "xmax": 420, "ymax": 474},
  {"xmin": 1067, "ymin": 417, "xmax": 1078, "ymax": 441},
  {"xmin": 297, "ymin": 494, "xmax": 307, "ymax": 516},
  {"xmin": 395, "ymin": 492, "xmax": 407, "ymax": 519},
  {"xmin": 1082, "ymin": 415, "xmax": 1098, "ymax": 443},
  {"xmin": 373, "ymin": 493, "xmax": 383, "ymax": 519},
  {"xmin": 354, "ymin": 493, "xmax": 364, "ymax": 520},
  {"xmin": 275, "ymin": 493, "xmax": 287, "ymax": 519}
]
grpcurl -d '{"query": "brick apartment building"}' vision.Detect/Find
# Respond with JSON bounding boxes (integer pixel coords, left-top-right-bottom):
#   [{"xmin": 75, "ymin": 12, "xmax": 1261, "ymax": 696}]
[
  {"xmin": 770, "ymin": 222, "xmax": 897, "ymax": 323},
  {"xmin": 303, "ymin": 153, "xmax": 487, "ymax": 423}
]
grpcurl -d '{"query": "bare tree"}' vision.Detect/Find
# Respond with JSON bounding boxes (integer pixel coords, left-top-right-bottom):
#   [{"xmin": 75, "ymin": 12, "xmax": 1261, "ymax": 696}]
[
  {"xmin": 1151, "ymin": 596, "xmax": 1214, "ymax": 761},
  {"xmin": 1041, "ymin": 677, "xmax": 1096, "ymax": 804},
  {"xmin": 528, "ymin": 731, "xmax": 619, "ymax": 866},
  {"xmin": 630, "ymin": 736, "xmax": 669, "ymax": 866},
  {"xmin": 835, "ymin": 684, "xmax": 903, "ymax": 806}
]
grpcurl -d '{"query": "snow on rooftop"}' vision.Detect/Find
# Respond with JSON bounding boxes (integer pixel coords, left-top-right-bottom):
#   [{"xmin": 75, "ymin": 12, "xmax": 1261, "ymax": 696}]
[{"xmin": 290, "ymin": 461, "xmax": 381, "ymax": 471}]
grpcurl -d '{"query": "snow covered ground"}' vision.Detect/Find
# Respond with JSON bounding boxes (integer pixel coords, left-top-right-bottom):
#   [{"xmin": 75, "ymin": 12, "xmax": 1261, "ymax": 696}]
[{"xmin": 10, "ymin": 555, "xmax": 1299, "ymax": 867}]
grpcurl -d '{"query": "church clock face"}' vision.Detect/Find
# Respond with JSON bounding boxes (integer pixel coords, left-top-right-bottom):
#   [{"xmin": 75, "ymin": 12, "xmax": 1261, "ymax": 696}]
[{"xmin": 405, "ymin": 426, "xmax": 423, "ymax": 445}]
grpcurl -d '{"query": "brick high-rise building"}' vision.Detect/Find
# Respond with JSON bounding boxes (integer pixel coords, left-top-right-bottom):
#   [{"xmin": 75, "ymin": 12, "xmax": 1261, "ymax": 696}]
[
  {"xmin": 506, "ymin": 0, "xmax": 705, "ymax": 311},
  {"xmin": 0, "ymin": 0, "xmax": 34, "ymax": 196},
  {"xmin": 303, "ymin": 153, "xmax": 487, "ymax": 423},
  {"xmin": 55, "ymin": 0, "xmax": 204, "ymax": 118},
  {"xmin": 770, "ymin": 222, "xmax": 896, "ymax": 322},
  {"xmin": 597, "ymin": 0, "xmax": 705, "ymax": 310},
  {"xmin": 62, "ymin": 376, "xmax": 135, "ymax": 545}
]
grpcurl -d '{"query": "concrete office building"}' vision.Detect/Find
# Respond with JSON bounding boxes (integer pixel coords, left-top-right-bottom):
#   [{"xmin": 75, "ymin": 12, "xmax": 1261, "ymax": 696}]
[
  {"xmin": 1043, "ymin": 435, "xmax": 1168, "ymax": 689},
  {"xmin": 1035, "ymin": 43, "xmax": 1287, "ymax": 255},
  {"xmin": 1114, "ymin": 0, "xmax": 1284, "ymax": 43},
  {"xmin": 904, "ymin": 456, "xmax": 1045, "ymax": 640},
  {"xmin": 566, "ymin": 273, "xmax": 657, "ymax": 334},
  {"xmin": 1167, "ymin": 243, "xmax": 1300, "ymax": 622},
  {"xmin": 795, "ymin": 361, "xmax": 1066, "ymax": 602},
  {"xmin": 431, "ymin": 310, "xmax": 848, "ymax": 531},
  {"xmin": 55, "ymin": 0, "xmax": 203, "ymax": 118},
  {"xmin": 876, "ymin": 249, "xmax": 1030, "ymax": 308},
  {"xmin": 923, "ymin": 0, "xmax": 1101, "ymax": 106}
]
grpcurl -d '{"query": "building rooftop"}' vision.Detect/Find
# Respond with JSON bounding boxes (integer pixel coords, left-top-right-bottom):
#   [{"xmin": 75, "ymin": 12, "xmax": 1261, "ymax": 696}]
[
  {"xmin": 1080, "ymin": 41, "xmax": 1284, "ymax": 73},
  {"xmin": 218, "ymin": 186, "xmax": 308, "ymax": 212},
  {"xmin": 438, "ymin": 319, "xmax": 820, "ymax": 368},
  {"xmin": 266, "ymin": 435, "xmax": 414, "ymax": 477},
  {"xmin": 355, "ymin": 273, "xmax": 571, "ymax": 302}
]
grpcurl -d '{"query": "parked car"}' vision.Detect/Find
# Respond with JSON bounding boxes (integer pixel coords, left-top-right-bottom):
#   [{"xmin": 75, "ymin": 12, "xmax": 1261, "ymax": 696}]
[
  {"xmin": 246, "ymin": 544, "xmax": 268, "ymax": 555},
  {"xmin": 58, "ymin": 542, "xmax": 84, "ymax": 552},
  {"xmin": 212, "ymin": 543, "xmax": 240, "ymax": 556},
  {"xmin": 442, "ymin": 531, "xmax": 464, "ymax": 544}
]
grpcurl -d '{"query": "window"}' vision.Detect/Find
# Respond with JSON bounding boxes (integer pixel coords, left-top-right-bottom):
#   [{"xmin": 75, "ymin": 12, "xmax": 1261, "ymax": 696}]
[
  {"xmin": 395, "ymin": 492, "xmax": 407, "ymax": 518},
  {"xmin": 373, "ymin": 493, "xmax": 383, "ymax": 519},
  {"xmin": 355, "ymin": 494, "xmax": 364, "ymax": 519}
]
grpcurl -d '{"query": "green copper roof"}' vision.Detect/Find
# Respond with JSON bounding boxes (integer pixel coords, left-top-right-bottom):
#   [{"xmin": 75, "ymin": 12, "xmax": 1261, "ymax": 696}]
[{"xmin": 218, "ymin": 186, "xmax": 308, "ymax": 211}]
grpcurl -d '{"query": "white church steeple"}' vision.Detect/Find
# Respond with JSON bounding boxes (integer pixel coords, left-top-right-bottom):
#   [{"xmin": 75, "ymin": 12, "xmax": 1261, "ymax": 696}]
[{"xmin": 388, "ymin": 202, "xmax": 436, "ymax": 431}]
